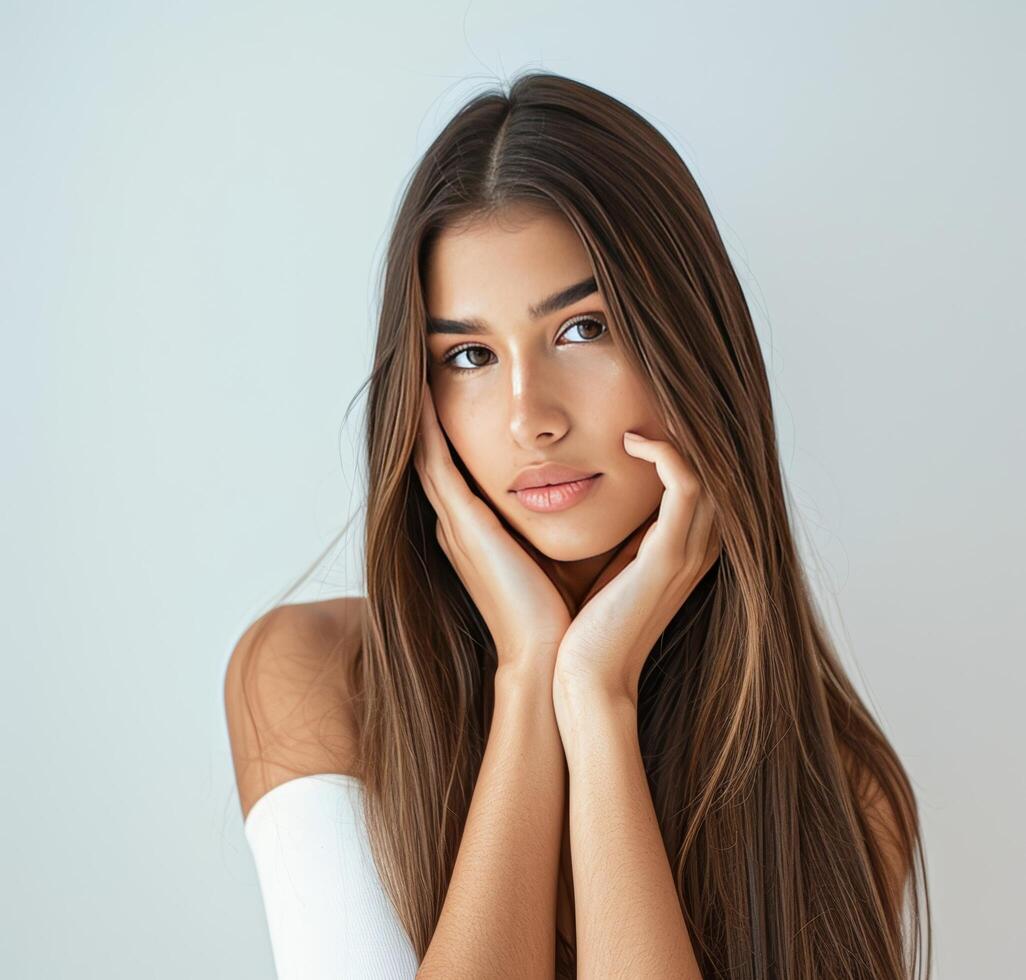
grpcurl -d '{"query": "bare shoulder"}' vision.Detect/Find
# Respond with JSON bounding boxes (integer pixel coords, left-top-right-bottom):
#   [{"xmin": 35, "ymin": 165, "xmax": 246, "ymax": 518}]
[{"xmin": 223, "ymin": 595, "xmax": 367, "ymax": 820}]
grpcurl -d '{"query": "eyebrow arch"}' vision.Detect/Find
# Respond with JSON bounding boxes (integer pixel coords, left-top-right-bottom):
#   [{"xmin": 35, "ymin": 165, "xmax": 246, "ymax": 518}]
[{"xmin": 426, "ymin": 276, "xmax": 598, "ymax": 336}]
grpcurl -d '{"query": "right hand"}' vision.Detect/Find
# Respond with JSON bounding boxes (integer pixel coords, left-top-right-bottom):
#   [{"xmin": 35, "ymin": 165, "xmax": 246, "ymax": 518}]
[{"xmin": 413, "ymin": 380, "xmax": 573, "ymax": 673}]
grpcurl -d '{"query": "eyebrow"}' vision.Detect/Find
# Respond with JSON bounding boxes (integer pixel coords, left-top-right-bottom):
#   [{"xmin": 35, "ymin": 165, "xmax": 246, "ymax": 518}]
[{"xmin": 425, "ymin": 276, "xmax": 598, "ymax": 336}]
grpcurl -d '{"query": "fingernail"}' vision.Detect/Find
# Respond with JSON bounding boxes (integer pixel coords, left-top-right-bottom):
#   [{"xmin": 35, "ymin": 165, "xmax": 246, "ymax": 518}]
[{"xmin": 624, "ymin": 431, "xmax": 642, "ymax": 441}]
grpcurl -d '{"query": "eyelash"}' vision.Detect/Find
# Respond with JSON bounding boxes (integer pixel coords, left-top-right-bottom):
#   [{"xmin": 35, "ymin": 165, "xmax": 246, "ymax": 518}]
[{"xmin": 440, "ymin": 315, "xmax": 609, "ymax": 375}]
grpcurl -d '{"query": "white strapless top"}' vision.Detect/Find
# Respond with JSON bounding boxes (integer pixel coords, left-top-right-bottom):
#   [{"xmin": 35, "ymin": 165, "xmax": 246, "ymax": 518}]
[{"xmin": 243, "ymin": 773, "xmax": 420, "ymax": 979}]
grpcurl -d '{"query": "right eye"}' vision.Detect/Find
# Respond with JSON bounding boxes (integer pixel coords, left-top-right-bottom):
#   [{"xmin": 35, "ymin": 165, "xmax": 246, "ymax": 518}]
[{"xmin": 441, "ymin": 344, "xmax": 495, "ymax": 374}]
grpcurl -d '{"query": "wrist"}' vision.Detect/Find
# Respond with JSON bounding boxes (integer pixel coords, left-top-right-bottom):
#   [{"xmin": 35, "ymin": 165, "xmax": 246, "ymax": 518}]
[
  {"xmin": 551, "ymin": 676, "xmax": 639, "ymax": 764},
  {"xmin": 553, "ymin": 661, "xmax": 639, "ymax": 711},
  {"xmin": 494, "ymin": 657, "xmax": 556, "ymax": 696}
]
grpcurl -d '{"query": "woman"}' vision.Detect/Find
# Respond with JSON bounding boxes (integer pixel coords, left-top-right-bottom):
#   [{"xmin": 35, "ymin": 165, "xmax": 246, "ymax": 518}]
[{"xmin": 225, "ymin": 70, "xmax": 931, "ymax": 979}]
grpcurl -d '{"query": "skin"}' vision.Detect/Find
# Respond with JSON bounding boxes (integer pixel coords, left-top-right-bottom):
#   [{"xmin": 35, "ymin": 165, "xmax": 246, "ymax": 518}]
[
  {"xmin": 422, "ymin": 202, "xmax": 671, "ymax": 614},
  {"xmin": 229, "ymin": 204, "xmax": 907, "ymax": 978},
  {"xmin": 415, "ymin": 202, "xmax": 720, "ymax": 977}
]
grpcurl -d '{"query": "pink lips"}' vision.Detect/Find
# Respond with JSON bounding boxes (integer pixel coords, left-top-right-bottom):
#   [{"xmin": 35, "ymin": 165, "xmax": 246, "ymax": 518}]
[{"xmin": 512, "ymin": 474, "xmax": 602, "ymax": 513}]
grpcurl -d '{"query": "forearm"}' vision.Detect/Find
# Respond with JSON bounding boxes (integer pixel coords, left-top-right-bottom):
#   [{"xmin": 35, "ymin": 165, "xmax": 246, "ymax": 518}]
[
  {"xmin": 417, "ymin": 660, "xmax": 565, "ymax": 980},
  {"xmin": 556, "ymin": 679, "xmax": 702, "ymax": 980}
]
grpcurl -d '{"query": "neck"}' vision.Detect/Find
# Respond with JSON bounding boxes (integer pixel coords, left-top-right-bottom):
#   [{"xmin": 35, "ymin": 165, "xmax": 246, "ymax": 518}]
[{"xmin": 545, "ymin": 544, "xmax": 626, "ymax": 615}]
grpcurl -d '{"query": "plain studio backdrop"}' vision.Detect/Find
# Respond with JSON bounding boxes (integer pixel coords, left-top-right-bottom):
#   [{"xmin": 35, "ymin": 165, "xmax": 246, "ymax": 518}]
[{"xmin": 2, "ymin": 2, "xmax": 1022, "ymax": 977}]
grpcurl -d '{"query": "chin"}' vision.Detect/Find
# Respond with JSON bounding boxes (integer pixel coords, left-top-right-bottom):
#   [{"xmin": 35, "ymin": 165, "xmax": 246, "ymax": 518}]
[
  {"xmin": 486, "ymin": 487, "xmax": 651, "ymax": 563},
  {"xmin": 518, "ymin": 521, "xmax": 626, "ymax": 563}
]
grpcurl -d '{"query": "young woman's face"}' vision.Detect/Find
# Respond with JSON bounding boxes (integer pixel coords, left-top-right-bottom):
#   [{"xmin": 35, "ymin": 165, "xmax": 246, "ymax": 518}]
[{"xmin": 423, "ymin": 204, "xmax": 668, "ymax": 563}]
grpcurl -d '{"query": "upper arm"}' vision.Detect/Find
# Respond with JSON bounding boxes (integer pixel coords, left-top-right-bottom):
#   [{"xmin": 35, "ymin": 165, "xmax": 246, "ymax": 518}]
[{"xmin": 223, "ymin": 598, "xmax": 365, "ymax": 820}]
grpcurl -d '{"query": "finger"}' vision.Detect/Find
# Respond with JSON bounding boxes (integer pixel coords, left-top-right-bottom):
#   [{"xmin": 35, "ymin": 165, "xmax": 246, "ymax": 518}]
[
  {"xmin": 436, "ymin": 518, "xmax": 453, "ymax": 560},
  {"xmin": 418, "ymin": 382, "xmax": 478, "ymax": 515},
  {"xmin": 414, "ymin": 386, "xmax": 468, "ymax": 542},
  {"xmin": 623, "ymin": 433, "xmax": 701, "ymax": 562},
  {"xmin": 414, "ymin": 434, "xmax": 453, "ymax": 537},
  {"xmin": 684, "ymin": 491, "xmax": 719, "ymax": 578},
  {"xmin": 610, "ymin": 511, "xmax": 657, "ymax": 573},
  {"xmin": 436, "ymin": 520, "xmax": 471, "ymax": 591}
]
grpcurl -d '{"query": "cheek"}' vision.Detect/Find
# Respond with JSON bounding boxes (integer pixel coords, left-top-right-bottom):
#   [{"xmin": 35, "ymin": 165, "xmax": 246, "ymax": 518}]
[
  {"xmin": 435, "ymin": 401, "xmax": 494, "ymax": 485},
  {"xmin": 598, "ymin": 368, "xmax": 667, "ymax": 446},
  {"xmin": 634, "ymin": 459, "xmax": 668, "ymax": 510},
  {"xmin": 603, "ymin": 377, "xmax": 669, "ymax": 505}
]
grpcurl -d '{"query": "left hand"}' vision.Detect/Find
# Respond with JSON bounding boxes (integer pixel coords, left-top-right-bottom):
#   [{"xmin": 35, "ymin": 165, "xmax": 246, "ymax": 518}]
[{"xmin": 553, "ymin": 431, "xmax": 721, "ymax": 707}]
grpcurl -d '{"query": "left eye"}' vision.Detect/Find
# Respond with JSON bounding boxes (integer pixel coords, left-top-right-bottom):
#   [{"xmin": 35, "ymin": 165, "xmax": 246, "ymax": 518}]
[
  {"xmin": 440, "ymin": 316, "xmax": 608, "ymax": 375},
  {"xmin": 562, "ymin": 316, "xmax": 607, "ymax": 343}
]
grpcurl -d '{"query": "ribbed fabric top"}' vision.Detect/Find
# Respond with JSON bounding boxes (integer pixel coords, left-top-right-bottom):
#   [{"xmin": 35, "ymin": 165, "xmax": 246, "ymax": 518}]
[{"xmin": 243, "ymin": 773, "xmax": 419, "ymax": 979}]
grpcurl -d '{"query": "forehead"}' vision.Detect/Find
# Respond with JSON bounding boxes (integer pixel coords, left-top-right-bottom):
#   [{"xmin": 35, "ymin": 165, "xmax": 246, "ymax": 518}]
[{"xmin": 423, "ymin": 205, "xmax": 593, "ymax": 316}]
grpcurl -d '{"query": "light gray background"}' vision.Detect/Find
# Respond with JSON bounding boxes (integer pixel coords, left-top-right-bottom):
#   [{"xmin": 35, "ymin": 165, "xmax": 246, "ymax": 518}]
[{"xmin": 2, "ymin": 2, "xmax": 1022, "ymax": 977}]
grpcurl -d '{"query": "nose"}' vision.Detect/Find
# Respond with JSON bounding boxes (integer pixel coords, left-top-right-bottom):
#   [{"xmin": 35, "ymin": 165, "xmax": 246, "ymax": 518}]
[{"xmin": 506, "ymin": 357, "xmax": 570, "ymax": 447}]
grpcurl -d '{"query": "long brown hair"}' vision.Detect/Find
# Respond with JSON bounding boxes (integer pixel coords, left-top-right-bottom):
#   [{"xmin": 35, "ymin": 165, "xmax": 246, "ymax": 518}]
[{"xmin": 276, "ymin": 70, "xmax": 931, "ymax": 978}]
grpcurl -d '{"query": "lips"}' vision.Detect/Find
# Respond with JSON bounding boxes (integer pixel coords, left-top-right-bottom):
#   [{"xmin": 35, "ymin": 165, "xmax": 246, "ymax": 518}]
[
  {"xmin": 512, "ymin": 473, "xmax": 602, "ymax": 514},
  {"xmin": 509, "ymin": 462, "xmax": 601, "ymax": 492}
]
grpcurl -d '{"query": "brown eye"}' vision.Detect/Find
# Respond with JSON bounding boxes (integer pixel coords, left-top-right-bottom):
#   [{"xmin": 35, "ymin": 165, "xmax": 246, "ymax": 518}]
[
  {"xmin": 441, "ymin": 344, "xmax": 496, "ymax": 374},
  {"xmin": 560, "ymin": 316, "xmax": 607, "ymax": 343},
  {"xmin": 440, "ymin": 315, "xmax": 608, "ymax": 377}
]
